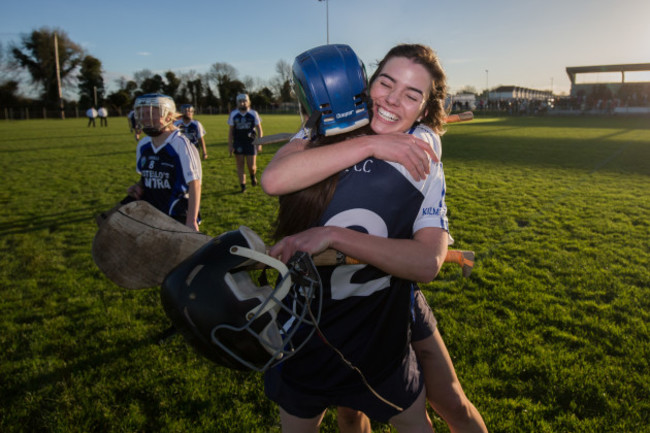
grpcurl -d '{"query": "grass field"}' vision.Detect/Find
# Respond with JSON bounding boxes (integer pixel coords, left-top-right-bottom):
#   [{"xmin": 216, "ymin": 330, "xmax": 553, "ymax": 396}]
[{"xmin": 0, "ymin": 114, "xmax": 648, "ymax": 432}]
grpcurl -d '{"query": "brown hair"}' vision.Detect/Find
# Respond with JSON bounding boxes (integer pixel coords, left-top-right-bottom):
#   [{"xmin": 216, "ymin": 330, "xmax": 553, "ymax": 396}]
[{"xmin": 369, "ymin": 44, "xmax": 448, "ymax": 135}]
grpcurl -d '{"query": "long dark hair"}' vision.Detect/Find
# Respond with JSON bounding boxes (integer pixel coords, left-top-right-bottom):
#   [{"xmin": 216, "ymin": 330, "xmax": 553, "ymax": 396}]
[{"xmin": 273, "ymin": 125, "xmax": 373, "ymax": 240}]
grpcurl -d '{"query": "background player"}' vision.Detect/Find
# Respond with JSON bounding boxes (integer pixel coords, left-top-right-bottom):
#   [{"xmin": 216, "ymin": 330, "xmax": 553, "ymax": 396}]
[
  {"xmin": 174, "ymin": 104, "xmax": 208, "ymax": 160},
  {"xmin": 127, "ymin": 109, "xmax": 141, "ymax": 141},
  {"xmin": 228, "ymin": 93, "xmax": 263, "ymax": 193}
]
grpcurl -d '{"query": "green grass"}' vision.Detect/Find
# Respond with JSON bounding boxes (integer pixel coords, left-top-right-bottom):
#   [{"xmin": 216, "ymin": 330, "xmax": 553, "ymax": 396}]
[{"xmin": 1, "ymin": 114, "xmax": 648, "ymax": 432}]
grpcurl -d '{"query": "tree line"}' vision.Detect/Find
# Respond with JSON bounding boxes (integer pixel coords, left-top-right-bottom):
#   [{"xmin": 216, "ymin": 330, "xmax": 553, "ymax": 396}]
[{"xmin": 0, "ymin": 27, "xmax": 296, "ymax": 116}]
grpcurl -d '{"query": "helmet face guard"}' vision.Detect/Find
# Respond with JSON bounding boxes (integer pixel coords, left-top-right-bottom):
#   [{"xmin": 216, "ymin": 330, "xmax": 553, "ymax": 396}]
[
  {"xmin": 134, "ymin": 93, "xmax": 177, "ymax": 137},
  {"xmin": 161, "ymin": 226, "xmax": 322, "ymax": 372},
  {"xmin": 292, "ymin": 44, "xmax": 370, "ymax": 138}
]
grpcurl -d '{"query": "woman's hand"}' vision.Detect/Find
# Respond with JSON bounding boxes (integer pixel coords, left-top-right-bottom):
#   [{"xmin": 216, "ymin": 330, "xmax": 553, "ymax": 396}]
[
  {"xmin": 268, "ymin": 227, "xmax": 333, "ymax": 263},
  {"xmin": 365, "ymin": 133, "xmax": 438, "ymax": 181},
  {"xmin": 185, "ymin": 218, "xmax": 199, "ymax": 231},
  {"xmin": 127, "ymin": 183, "xmax": 143, "ymax": 199}
]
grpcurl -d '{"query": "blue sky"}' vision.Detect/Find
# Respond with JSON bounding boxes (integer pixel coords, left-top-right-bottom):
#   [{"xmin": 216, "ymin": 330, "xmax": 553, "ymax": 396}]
[{"xmin": 2, "ymin": 0, "xmax": 649, "ymax": 98}]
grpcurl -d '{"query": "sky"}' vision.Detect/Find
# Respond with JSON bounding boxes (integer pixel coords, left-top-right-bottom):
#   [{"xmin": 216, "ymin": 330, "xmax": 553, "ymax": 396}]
[{"xmin": 1, "ymin": 0, "xmax": 649, "ymax": 99}]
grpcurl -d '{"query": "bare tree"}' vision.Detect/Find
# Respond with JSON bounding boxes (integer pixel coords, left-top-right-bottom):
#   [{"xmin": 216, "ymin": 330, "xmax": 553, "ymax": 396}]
[
  {"xmin": 275, "ymin": 59, "xmax": 292, "ymax": 83},
  {"xmin": 133, "ymin": 69, "xmax": 153, "ymax": 88}
]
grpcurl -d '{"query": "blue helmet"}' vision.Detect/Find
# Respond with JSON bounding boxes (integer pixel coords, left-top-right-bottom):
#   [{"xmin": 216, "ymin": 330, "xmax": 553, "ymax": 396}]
[
  {"xmin": 292, "ymin": 44, "xmax": 369, "ymax": 137},
  {"xmin": 180, "ymin": 104, "xmax": 194, "ymax": 113}
]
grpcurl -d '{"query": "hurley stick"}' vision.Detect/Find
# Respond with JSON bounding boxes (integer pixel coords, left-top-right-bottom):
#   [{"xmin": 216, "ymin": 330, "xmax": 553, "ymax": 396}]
[
  {"xmin": 445, "ymin": 111, "xmax": 474, "ymax": 124},
  {"xmin": 252, "ymin": 132, "xmax": 295, "ymax": 146}
]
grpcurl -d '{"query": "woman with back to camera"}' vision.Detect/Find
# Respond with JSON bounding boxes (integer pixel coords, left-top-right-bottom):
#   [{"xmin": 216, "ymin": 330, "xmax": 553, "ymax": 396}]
[{"xmin": 262, "ymin": 44, "xmax": 487, "ymax": 433}]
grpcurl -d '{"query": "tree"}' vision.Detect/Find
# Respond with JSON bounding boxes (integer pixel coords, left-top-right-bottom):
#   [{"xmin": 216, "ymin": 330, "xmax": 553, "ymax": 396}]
[
  {"xmin": 209, "ymin": 62, "xmax": 239, "ymax": 111},
  {"xmin": 162, "ymin": 71, "xmax": 181, "ymax": 99},
  {"xmin": 250, "ymin": 87, "xmax": 274, "ymax": 110},
  {"xmin": 106, "ymin": 77, "xmax": 138, "ymax": 114},
  {"xmin": 271, "ymin": 59, "xmax": 294, "ymax": 103},
  {"xmin": 219, "ymin": 78, "xmax": 246, "ymax": 112},
  {"xmin": 133, "ymin": 69, "xmax": 153, "ymax": 88},
  {"xmin": 275, "ymin": 59, "xmax": 292, "ymax": 83},
  {"xmin": 10, "ymin": 27, "xmax": 84, "ymax": 106},
  {"xmin": 458, "ymin": 85, "xmax": 477, "ymax": 95},
  {"xmin": 78, "ymin": 55, "xmax": 104, "ymax": 108},
  {"xmin": 140, "ymin": 74, "xmax": 164, "ymax": 94},
  {"xmin": 0, "ymin": 80, "xmax": 22, "ymax": 107}
]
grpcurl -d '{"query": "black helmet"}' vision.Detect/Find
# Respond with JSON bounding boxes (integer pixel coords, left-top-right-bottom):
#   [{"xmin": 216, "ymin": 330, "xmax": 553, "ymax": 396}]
[{"xmin": 161, "ymin": 226, "xmax": 321, "ymax": 372}]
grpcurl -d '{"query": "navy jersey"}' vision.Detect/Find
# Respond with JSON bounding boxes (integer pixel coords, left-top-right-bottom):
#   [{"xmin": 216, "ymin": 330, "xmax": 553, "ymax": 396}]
[
  {"xmin": 274, "ymin": 125, "xmax": 449, "ymax": 393},
  {"xmin": 174, "ymin": 119, "xmax": 206, "ymax": 148},
  {"xmin": 228, "ymin": 109, "xmax": 261, "ymax": 145},
  {"xmin": 135, "ymin": 130, "xmax": 202, "ymax": 219},
  {"xmin": 128, "ymin": 111, "xmax": 137, "ymax": 129}
]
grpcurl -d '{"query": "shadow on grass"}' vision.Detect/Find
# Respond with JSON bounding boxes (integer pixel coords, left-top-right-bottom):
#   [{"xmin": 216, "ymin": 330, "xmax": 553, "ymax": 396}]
[{"xmin": 0, "ymin": 206, "xmax": 100, "ymax": 236}]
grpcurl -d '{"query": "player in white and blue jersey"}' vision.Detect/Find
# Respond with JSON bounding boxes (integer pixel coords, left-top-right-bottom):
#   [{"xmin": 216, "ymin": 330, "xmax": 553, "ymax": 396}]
[
  {"xmin": 124, "ymin": 94, "xmax": 202, "ymax": 231},
  {"xmin": 228, "ymin": 93, "xmax": 263, "ymax": 193},
  {"xmin": 174, "ymin": 104, "xmax": 208, "ymax": 160}
]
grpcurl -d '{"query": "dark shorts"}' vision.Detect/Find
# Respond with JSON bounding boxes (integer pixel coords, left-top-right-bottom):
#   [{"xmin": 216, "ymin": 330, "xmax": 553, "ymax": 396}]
[
  {"xmin": 233, "ymin": 141, "xmax": 257, "ymax": 156},
  {"xmin": 264, "ymin": 346, "xmax": 423, "ymax": 423},
  {"xmin": 411, "ymin": 289, "xmax": 437, "ymax": 343}
]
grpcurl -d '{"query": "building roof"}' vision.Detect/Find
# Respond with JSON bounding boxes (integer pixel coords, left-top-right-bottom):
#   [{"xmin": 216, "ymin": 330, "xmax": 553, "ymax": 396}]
[{"xmin": 566, "ymin": 63, "xmax": 650, "ymax": 84}]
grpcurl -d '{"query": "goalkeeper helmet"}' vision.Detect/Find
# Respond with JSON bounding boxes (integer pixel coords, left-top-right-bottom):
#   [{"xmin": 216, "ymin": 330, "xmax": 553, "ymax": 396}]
[
  {"xmin": 161, "ymin": 226, "xmax": 322, "ymax": 372},
  {"xmin": 134, "ymin": 93, "xmax": 177, "ymax": 137}
]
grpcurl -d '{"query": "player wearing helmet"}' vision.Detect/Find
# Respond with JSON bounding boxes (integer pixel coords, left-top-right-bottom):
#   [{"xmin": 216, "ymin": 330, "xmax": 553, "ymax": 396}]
[
  {"xmin": 174, "ymin": 104, "xmax": 208, "ymax": 160},
  {"xmin": 127, "ymin": 109, "xmax": 141, "ymax": 141},
  {"xmin": 228, "ymin": 93, "xmax": 263, "ymax": 193},
  {"xmin": 125, "ymin": 93, "xmax": 203, "ymax": 231},
  {"xmin": 263, "ymin": 44, "xmax": 487, "ymax": 433}
]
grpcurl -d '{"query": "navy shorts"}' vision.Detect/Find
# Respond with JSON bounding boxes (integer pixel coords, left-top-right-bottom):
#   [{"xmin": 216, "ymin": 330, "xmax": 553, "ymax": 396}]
[
  {"xmin": 233, "ymin": 141, "xmax": 257, "ymax": 156},
  {"xmin": 264, "ymin": 346, "xmax": 423, "ymax": 423},
  {"xmin": 411, "ymin": 289, "xmax": 437, "ymax": 343}
]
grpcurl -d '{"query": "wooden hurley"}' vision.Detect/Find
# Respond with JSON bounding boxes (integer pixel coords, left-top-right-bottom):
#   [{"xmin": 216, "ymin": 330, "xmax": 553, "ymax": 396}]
[
  {"xmin": 93, "ymin": 201, "xmax": 474, "ymax": 290},
  {"xmin": 445, "ymin": 111, "xmax": 474, "ymax": 124},
  {"xmin": 252, "ymin": 132, "xmax": 295, "ymax": 146}
]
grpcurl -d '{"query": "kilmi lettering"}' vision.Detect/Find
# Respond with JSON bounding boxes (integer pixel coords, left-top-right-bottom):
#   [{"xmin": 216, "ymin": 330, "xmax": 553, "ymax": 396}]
[
  {"xmin": 422, "ymin": 207, "xmax": 441, "ymax": 216},
  {"xmin": 144, "ymin": 177, "xmax": 172, "ymax": 189}
]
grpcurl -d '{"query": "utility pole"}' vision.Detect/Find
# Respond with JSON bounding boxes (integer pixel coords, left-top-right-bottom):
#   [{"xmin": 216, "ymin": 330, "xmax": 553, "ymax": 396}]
[
  {"xmin": 318, "ymin": 0, "xmax": 329, "ymax": 44},
  {"xmin": 54, "ymin": 32, "xmax": 65, "ymax": 119}
]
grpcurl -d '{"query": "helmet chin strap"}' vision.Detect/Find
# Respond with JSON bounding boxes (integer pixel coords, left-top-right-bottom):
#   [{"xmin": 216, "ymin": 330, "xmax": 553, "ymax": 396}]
[
  {"xmin": 303, "ymin": 110, "xmax": 322, "ymax": 140},
  {"xmin": 229, "ymin": 246, "xmax": 292, "ymax": 319}
]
